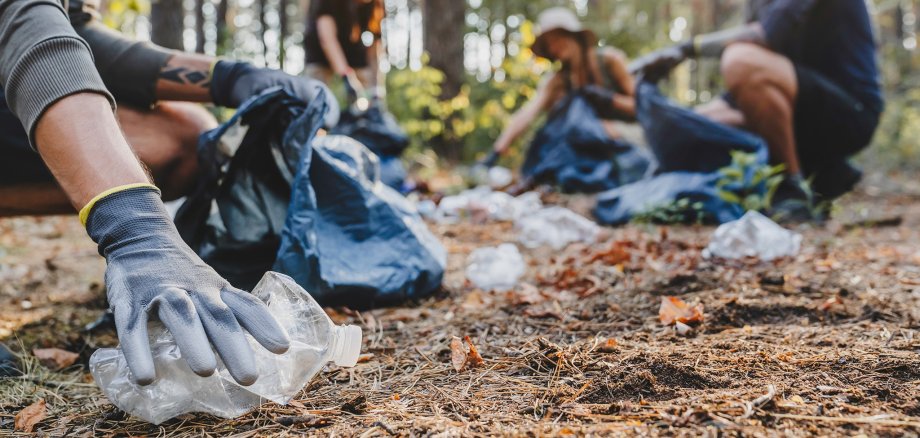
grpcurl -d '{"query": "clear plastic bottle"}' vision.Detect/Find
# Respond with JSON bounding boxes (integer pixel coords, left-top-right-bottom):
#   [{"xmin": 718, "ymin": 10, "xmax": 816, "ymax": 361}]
[{"xmin": 89, "ymin": 272, "xmax": 362, "ymax": 425}]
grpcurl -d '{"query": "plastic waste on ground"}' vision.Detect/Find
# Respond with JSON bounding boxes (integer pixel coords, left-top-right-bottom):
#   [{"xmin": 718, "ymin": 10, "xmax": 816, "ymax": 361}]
[
  {"xmin": 429, "ymin": 187, "xmax": 543, "ymax": 224},
  {"xmin": 465, "ymin": 244, "xmax": 526, "ymax": 291},
  {"xmin": 330, "ymin": 102, "xmax": 410, "ymax": 190},
  {"xmin": 89, "ymin": 272, "xmax": 362, "ymax": 425},
  {"xmin": 593, "ymin": 80, "xmax": 769, "ymax": 225},
  {"xmin": 517, "ymin": 206, "xmax": 601, "ymax": 250},
  {"xmin": 703, "ymin": 211, "xmax": 802, "ymax": 261}
]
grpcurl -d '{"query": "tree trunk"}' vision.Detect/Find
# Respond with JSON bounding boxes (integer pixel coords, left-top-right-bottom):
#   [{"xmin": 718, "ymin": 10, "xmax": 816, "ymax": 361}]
[
  {"xmin": 279, "ymin": 0, "xmax": 289, "ymax": 69},
  {"xmin": 195, "ymin": 0, "xmax": 206, "ymax": 53},
  {"xmin": 150, "ymin": 0, "xmax": 185, "ymax": 50},
  {"xmin": 216, "ymin": 0, "xmax": 230, "ymax": 55},
  {"xmin": 422, "ymin": 0, "xmax": 465, "ymax": 98}
]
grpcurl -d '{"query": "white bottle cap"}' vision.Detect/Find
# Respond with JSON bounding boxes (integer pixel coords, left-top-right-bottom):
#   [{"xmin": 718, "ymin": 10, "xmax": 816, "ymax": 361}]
[{"xmin": 332, "ymin": 325, "xmax": 363, "ymax": 367}]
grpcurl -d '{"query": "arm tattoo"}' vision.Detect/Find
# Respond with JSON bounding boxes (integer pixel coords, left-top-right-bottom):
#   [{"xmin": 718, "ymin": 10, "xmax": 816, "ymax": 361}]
[{"xmin": 160, "ymin": 66, "xmax": 211, "ymax": 88}]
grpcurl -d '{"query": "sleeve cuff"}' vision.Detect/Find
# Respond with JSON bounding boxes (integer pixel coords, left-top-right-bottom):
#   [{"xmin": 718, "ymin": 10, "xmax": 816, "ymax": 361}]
[{"xmin": 5, "ymin": 36, "xmax": 115, "ymax": 148}]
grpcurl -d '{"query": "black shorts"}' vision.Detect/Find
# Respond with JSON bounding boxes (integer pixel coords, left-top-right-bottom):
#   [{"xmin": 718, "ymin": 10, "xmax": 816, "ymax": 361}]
[
  {"xmin": 0, "ymin": 90, "xmax": 54, "ymax": 185},
  {"xmin": 792, "ymin": 64, "xmax": 880, "ymax": 175}
]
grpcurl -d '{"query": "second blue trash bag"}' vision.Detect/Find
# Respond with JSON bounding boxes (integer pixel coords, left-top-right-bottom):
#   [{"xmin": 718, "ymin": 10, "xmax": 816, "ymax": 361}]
[
  {"xmin": 331, "ymin": 104, "xmax": 410, "ymax": 190},
  {"xmin": 594, "ymin": 81, "xmax": 769, "ymax": 225},
  {"xmin": 522, "ymin": 91, "xmax": 652, "ymax": 193},
  {"xmin": 175, "ymin": 88, "xmax": 445, "ymax": 308}
]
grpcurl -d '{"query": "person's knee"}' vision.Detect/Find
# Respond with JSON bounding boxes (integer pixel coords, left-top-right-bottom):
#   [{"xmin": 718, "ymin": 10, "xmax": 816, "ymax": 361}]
[
  {"xmin": 159, "ymin": 102, "xmax": 218, "ymax": 155},
  {"xmin": 720, "ymin": 43, "xmax": 795, "ymax": 99}
]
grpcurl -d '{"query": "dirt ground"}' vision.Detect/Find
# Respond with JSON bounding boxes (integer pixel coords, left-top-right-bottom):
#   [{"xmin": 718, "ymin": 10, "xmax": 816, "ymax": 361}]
[{"xmin": 1, "ymin": 175, "xmax": 920, "ymax": 437}]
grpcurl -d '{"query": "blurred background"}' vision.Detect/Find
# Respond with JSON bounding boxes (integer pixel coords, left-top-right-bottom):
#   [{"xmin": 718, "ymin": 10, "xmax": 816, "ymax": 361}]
[{"xmin": 102, "ymin": 0, "xmax": 919, "ymax": 173}]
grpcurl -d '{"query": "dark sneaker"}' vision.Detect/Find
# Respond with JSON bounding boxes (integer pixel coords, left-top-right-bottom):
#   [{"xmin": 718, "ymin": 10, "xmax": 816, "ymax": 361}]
[
  {"xmin": 769, "ymin": 176, "xmax": 820, "ymax": 224},
  {"xmin": 0, "ymin": 343, "xmax": 20, "ymax": 377}
]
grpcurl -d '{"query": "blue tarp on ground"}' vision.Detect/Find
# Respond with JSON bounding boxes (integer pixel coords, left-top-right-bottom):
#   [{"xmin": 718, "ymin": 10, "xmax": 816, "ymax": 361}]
[
  {"xmin": 331, "ymin": 105, "xmax": 410, "ymax": 190},
  {"xmin": 175, "ymin": 88, "xmax": 445, "ymax": 308},
  {"xmin": 522, "ymin": 91, "xmax": 652, "ymax": 193},
  {"xmin": 594, "ymin": 81, "xmax": 769, "ymax": 225}
]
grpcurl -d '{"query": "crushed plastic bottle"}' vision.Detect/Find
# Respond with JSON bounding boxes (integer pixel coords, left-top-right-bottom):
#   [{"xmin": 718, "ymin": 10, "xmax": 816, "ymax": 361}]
[
  {"xmin": 487, "ymin": 167, "xmax": 514, "ymax": 189},
  {"xmin": 465, "ymin": 244, "xmax": 526, "ymax": 291},
  {"xmin": 429, "ymin": 187, "xmax": 543, "ymax": 224},
  {"xmin": 89, "ymin": 272, "xmax": 362, "ymax": 425},
  {"xmin": 703, "ymin": 210, "xmax": 802, "ymax": 261},
  {"xmin": 516, "ymin": 206, "xmax": 600, "ymax": 250}
]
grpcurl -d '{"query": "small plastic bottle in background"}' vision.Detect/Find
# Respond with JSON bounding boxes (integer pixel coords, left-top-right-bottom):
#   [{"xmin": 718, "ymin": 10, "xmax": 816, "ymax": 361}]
[{"xmin": 90, "ymin": 272, "xmax": 362, "ymax": 425}]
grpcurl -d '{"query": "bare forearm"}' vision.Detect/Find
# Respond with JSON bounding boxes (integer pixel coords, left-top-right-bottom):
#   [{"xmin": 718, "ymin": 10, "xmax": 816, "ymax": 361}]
[
  {"xmin": 34, "ymin": 94, "xmax": 149, "ymax": 208},
  {"xmin": 494, "ymin": 106, "xmax": 537, "ymax": 153},
  {"xmin": 317, "ymin": 16, "xmax": 351, "ymax": 75}
]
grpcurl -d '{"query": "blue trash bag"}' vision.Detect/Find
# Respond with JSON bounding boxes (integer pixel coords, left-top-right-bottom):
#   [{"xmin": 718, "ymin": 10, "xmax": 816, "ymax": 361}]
[
  {"xmin": 174, "ymin": 88, "xmax": 446, "ymax": 307},
  {"xmin": 275, "ymin": 135, "xmax": 446, "ymax": 307},
  {"xmin": 521, "ymin": 91, "xmax": 651, "ymax": 193},
  {"xmin": 330, "ymin": 104, "xmax": 410, "ymax": 190},
  {"xmin": 594, "ymin": 81, "xmax": 769, "ymax": 225},
  {"xmin": 378, "ymin": 155, "xmax": 409, "ymax": 192}
]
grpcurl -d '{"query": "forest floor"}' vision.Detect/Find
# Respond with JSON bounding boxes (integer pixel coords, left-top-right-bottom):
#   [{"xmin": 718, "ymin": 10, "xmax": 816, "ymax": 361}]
[{"xmin": 1, "ymin": 172, "xmax": 920, "ymax": 437}]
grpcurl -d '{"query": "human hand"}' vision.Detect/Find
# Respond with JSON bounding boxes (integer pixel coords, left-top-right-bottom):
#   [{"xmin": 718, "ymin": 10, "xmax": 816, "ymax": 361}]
[
  {"xmin": 629, "ymin": 41, "xmax": 694, "ymax": 81},
  {"xmin": 83, "ymin": 185, "xmax": 291, "ymax": 386}
]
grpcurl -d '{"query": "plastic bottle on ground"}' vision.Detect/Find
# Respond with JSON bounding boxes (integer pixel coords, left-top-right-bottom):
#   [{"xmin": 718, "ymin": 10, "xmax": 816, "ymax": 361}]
[{"xmin": 89, "ymin": 272, "xmax": 362, "ymax": 425}]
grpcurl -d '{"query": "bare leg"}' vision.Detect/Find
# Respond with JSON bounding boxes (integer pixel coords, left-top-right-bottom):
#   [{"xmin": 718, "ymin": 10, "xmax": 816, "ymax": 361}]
[
  {"xmin": 695, "ymin": 98, "xmax": 747, "ymax": 128},
  {"xmin": 0, "ymin": 102, "xmax": 216, "ymax": 217},
  {"xmin": 720, "ymin": 43, "xmax": 800, "ymax": 175}
]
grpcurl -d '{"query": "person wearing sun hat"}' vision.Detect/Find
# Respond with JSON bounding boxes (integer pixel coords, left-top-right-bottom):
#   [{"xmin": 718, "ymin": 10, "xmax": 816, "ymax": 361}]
[{"xmin": 488, "ymin": 7, "xmax": 637, "ymax": 164}]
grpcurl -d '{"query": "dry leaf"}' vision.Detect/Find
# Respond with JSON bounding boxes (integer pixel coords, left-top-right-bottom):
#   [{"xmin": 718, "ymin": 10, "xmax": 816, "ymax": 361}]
[
  {"xmin": 450, "ymin": 336, "xmax": 467, "ymax": 372},
  {"xmin": 464, "ymin": 336, "xmax": 484, "ymax": 367},
  {"xmin": 818, "ymin": 296, "xmax": 844, "ymax": 311},
  {"xmin": 658, "ymin": 296, "xmax": 705, "ymax": 325},
  {"xmin": 15, "ymin": 399, "xmax": 46, "ymax": 432},
  {"xmin": 597, "ymin": 338, "xmax": 618, "ymax": 353},
  {"xmin": 32, "ymin": 348, "xmax": 79, "ymax": 370}
]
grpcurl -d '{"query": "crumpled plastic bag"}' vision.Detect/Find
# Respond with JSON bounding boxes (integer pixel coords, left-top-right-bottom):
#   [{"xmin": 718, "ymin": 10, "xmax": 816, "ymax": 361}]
[
  {"xmin": 89, "ymin": 272, "xmax": 362, "ymax": 425},
  {"xmin": 430, "ymin": 188, "xmax": 542, "ymax": 224},
  {"xmin": 703, "ymin": 211, "xmax": 802, "ymax": 261},
  {"xmin": 517, "ymin": 206, "xmax": 600, "ymax": 250},
  {"xmin": 466, "ymin": 244, "xmax": 526, "ymax": 291}
]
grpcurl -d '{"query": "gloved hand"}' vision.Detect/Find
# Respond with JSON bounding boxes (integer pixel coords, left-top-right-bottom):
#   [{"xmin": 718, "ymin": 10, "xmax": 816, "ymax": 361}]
[
  {"xmin": 630, "ymin": 41, "xmax": 695, "ymax": 82},
  {"xmin": 211, "ymin": 60, "xmax": 339, "ymax": 127},
  {"xmin": 83, "ymin": 184, "xmax": 291, "ymax": 386},
  {"xmin": 581, "ymin": 85, "xmax": 618, "ymax": 114},
  {"xmin": 477, "ymin": 150, "xmax": 501, "ymax": 169}
]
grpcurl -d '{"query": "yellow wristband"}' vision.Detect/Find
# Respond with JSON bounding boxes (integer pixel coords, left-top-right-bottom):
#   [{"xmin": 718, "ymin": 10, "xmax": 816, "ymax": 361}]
[
  {"xmin": 78, "ymin": 183, "xmax": 160, "ymax": 227},
  {"xmin": 692, "ymin": 36, "xmax": 702, "ymax": 57}
]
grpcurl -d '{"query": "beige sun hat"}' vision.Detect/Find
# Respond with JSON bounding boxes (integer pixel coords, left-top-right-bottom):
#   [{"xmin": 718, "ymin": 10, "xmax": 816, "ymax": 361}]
[{"xmin": 531, "ymin": 7, "xmax": 597, "ymax": 59}]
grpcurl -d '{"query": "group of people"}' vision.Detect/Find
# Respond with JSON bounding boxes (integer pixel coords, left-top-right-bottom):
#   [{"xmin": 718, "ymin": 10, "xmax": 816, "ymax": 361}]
[{"xmin": 0, "ymin": 0, "xmax": 883, "ymax": 386}]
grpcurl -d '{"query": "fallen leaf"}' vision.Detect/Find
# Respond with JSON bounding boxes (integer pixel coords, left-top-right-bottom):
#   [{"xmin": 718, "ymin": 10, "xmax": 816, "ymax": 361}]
[
  {"xmin": 597, "ymin": 338, "xmax": 618, "ymax": 353},
  {"xmin": 15, "ymin": 399, "xmax": 46, "ymax": 432},
  {"xmin": 450, "ymin": 336, "xmax": 467, "ymax": 372},
  {"xmin": 464, "ymin": 336, "xmax": 484, "ymax": 367},
  {"xmin": 674, "ymin": 321, "xmax": 692, "ymax": 336},
  {"xmin": 818, "ymin": 296, "xmax": 844, "ymax": 311},
  {"xmin": 32, "ymin": 348, "xmax": 79, "ymax": 370},
  {"xmin": 659, "ymin": 296, "xmax": 705, "ymax": 325}
]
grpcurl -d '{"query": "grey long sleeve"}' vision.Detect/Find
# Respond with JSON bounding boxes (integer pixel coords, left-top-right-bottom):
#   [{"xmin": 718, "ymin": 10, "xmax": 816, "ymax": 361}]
[{"xmin": 0, "ymin": 0, "xmax": 114, "ymax": 145}]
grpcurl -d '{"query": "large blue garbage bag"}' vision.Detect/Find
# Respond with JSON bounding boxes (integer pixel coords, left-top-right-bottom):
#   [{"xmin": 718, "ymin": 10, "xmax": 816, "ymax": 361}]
[
  {"xmin": 275, "ymin": 135, "xmax": 446, "ymax": 307},
  {"xmin": 522, "ymin": 91, "xmax": 651, "ymax": 193},
  {"xmin": 594, "ymin": 81, "xmax": 769, "ymax": 225},
  {"xmin": 330, "ymin": 104, "xmax": 410, "ymax": 190},
  {"xmin": 175, "ymin": 88, "xmax": 445, "ymax": 308}
]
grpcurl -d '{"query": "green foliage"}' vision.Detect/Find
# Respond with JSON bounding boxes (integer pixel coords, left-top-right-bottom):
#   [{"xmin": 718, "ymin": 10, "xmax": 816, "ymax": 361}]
[
  {"xmin": 101, "ymin": 0, "xmax": 148, "ymax": 34},
  {"xmin": 631, "ymin": 151, "xmax": 784, "ymax": 225},
  {"xmin": 716, "ymin": 151, "xmax": 785, "ymax": 212},
  {"xmin": 632, "ymin": 198, "xmax": 709, "ymax": 225},
  {"xmin": 860, "ymin": 87, "xmax": 920, "ymax": 170},
  {"xmin": 385, "ymin": 48, "xmax": 547, "ymax": 163}
]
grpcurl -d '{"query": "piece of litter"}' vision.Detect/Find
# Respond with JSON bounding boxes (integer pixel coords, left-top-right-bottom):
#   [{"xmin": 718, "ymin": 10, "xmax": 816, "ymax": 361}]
[
  {"xmin": 516, "ymin": 206, "xmax": 600, "ymax": 250},
  {"xmin": 659, "ymin": 296, "xmax": 705, "ymax": 325},
  {"xmin": 89, "ymin": 272, "xmax": 362, "ymax": 425},
  {"xmin": 466, "ymin": 244, "xmax": 526, "ymax": 291},
  {"xmin": 674, "ymin": 321, "xmax": 693, "ymax": 336},
  {"xmin": 703, "ymin": 211, "xmax": 802, "ymax": 261}
]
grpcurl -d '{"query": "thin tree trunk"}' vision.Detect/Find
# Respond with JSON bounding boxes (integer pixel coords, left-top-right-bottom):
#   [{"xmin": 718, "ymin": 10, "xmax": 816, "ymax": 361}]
[
  {"xmin": 279, "ymin": 0, "xmax": 288, "ymax": 69},
  {"xmin": 422, "ymin": 0, "xmax": 464, "ymax": 98},
  {"xmin": 259, "ymin": 0, "xmax": 269, "ymax": 61},
  {"xmin": 195, "ymin": 0, "xmax": 206, "ymax": 53},
  {"xmin": 216, "ymin": 0, "xmax": 230, "ymax": 55},
  {"xmin": 151, "ymin": 0, "xmax": 185, "ymax": 50}
]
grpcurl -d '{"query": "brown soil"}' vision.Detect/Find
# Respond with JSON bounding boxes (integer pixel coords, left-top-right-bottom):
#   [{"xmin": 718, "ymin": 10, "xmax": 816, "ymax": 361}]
[{"xmin": 1, "ymin": 185, "xmax": 919, "ymax": 436}]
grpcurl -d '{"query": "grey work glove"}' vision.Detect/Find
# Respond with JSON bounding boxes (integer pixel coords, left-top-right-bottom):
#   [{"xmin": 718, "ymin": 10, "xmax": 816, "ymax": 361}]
[
  {"xmin": 211, "ymin": 60, "xmax": 340, "ymax": 127},
  {"xmin": 84, "ymin": 185, "xmax": 291, "ymax": 386},
  {"xmin": 629, "ymin": 41, "xmax": 694, "ymax": 82}
]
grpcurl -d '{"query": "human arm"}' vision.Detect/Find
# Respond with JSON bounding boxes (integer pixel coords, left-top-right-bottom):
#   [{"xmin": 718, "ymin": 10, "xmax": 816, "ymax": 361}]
[
  {"xmin": 492, "ymin": 75, "xmax": 560, "ymax": 154},
  {"xmin": 0, "ymin": 0, "xmax": 290, "ymax": 386},
  {"xmin": 583, "ymin": 50, "xmax": 637, "ymax": 120}
]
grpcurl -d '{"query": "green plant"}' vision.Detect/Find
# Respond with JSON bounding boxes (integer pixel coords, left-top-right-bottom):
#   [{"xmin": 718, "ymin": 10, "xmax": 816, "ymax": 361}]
[
  {"xmin": 632, "ymin": 198, "xmax": 709, "ymax": 225},
  {"xmin": 716, "ymin": 150, "xmax": 785, "ymax": 212}
]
